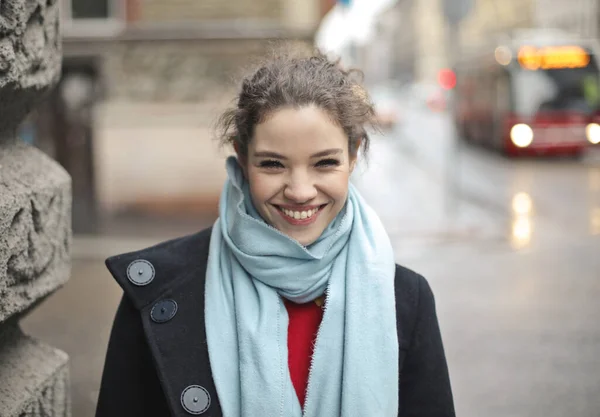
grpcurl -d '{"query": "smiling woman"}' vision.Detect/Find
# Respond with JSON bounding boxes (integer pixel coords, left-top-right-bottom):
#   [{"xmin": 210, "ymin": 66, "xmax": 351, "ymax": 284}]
[
  {"xmin": 96, "ymin": 50, "xmax": 456, "ymax": 417},
  {"xmin": 215, "ymin": 52, "xmax": 374, "ymax": 246},
  {"xmin": 245, "ymin": 106, "xmax": 355, "ymax": 245}
]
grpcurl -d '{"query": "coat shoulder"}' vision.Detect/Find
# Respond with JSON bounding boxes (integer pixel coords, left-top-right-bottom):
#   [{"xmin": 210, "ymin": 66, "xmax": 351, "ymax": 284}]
[
  {"xmin": 394, "ymin": 264, "xmax": 433, "ymax": 349},
  {"xmin": 104, "ymin": 227, "xmax": 213, "ymax": 310},
  {"xmin": 394, "ymin": 263, "xmax": 427, "ymax": 307}
]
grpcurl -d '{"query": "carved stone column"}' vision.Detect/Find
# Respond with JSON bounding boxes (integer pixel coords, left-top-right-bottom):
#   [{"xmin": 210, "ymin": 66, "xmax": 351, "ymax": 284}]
[{"xmin": 0, "ymin": 0, "xmax": 72, "ymax": 416}]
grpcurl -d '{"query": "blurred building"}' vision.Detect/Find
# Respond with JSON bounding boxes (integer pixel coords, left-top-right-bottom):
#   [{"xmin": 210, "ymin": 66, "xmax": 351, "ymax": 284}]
[
  {"xmin": 459, "ymin": 0, "xmax": 536, "ymax": 54},
  {"xmin": 61, "ymin": 0, "xmax": 321, "ymax": 101},
  {"xmin": 351, "ymin": 0, "xmax": 537, "ymax": 85},
  {"xmin": 535, "ymin": 0, "xmax": 598, "ymax": 39},
  {"xmin": 413, "ymin": 0, "xmax": 448, "ymax": 83},
  {"xmin": 358, "ymin": 0, "xmax": 417, "ymax": 85},
  {"xmin": 357, "ymin": 0, "xmax": 600, "ymax": 85}
]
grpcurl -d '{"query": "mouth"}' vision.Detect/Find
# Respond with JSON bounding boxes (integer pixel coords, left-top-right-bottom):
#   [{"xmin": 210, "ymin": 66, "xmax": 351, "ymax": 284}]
[{"xmin": 273, "ymin": 204, "xmax": 327, "ymax": 226}]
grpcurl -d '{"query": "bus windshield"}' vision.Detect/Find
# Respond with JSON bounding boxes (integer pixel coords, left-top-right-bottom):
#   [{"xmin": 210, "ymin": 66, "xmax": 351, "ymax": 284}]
[{"xmin": 511, "ymin": 54, "xmax": 600, "ymax": 116}]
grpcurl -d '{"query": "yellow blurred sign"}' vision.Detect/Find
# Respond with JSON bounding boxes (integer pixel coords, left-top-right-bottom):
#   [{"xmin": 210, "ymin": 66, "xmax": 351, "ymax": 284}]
[{"xmin": 517, "ymin": 46, "xmax": 590, "ymax": 70}]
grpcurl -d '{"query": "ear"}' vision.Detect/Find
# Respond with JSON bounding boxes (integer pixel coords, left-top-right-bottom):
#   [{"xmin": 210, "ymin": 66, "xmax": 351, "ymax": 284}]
[
  {"xmin": 349, "ymin": 139, "xmax": 362, "ymax": 172},
  {"xmin": 234, "ymin": 143, "xmax": 248, "ymax": 177}
]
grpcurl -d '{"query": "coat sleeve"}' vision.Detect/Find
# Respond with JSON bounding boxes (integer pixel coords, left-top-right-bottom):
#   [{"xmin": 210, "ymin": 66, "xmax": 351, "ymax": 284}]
[
  {"xmin": 95, "ymin": 294, "xmax": 171, "ymax": 417},
  {"xmin": 399, "ymin": 275, "xmax": 456, "ymax": 417}
]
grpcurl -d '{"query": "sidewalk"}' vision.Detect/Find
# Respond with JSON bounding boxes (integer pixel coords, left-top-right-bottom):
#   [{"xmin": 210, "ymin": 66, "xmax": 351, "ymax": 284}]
[{"xmin": 351, "ymin": 130, "xmax": 507, "ymax": 261}]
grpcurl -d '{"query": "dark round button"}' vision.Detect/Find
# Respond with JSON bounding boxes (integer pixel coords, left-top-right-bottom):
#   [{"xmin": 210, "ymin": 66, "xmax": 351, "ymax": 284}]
[
  {"xmin": 181, "ymin": 385, "xmax": 210, "ymax": 415},
  {"xmin": 150, "ymin": 299, "xmax": 178, "ymax": 323},
  {"xmin": 126, "ymin": 260, "xmax": 155, "ymax": 286}
]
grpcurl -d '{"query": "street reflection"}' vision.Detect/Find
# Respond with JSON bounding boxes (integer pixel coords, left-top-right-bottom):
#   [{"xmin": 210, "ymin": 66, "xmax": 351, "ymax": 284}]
[
  {"xmin": 590, "ymin": 169, "xmax": 600, "ymax": 235},
  {"xmin": 511, "ymin": 192, "xmax": 533, "ymax": 216},
  {"xmin": 590, "ymin": 169, "xmax": 600, "ymax": 192},
  {"xmin": 510, "ymin": 192, "xmax": 533, "ymax": 249},
  {"xmin": 511, "ymin": 217, "xmax": 532, "ymax": 249}
]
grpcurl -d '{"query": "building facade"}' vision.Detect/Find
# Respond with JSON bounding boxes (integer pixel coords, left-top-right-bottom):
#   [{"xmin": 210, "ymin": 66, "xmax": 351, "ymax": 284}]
[
  {"xmin": 359, "ymin": 0, "xmax": 418, "ymax": 85},
  {"xmin": 458, "ymin": 0, "xmax": 536, "ymax": 54},
  {"xmin": 535, "ymin": 0, "xmax": 599, "ymax": 39},
  {"xmin": 60, "ymin": 0, "xmax": 321, "ymax": 101},
  {"xmin": 357, "ymin": 0, "xmax": 528, "ymax": 85}
]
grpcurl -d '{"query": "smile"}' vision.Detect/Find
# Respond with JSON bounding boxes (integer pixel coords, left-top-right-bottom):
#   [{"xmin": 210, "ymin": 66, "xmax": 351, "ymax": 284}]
[{"xmin": 274, "ymin": 204, "xmax": 326, "ymax": 225}]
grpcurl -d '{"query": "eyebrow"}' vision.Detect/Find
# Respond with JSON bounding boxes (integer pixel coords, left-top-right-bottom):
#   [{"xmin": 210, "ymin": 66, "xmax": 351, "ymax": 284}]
[{"xmin": 253, "ymin": 149, "xmax": 343, "ymax": 159}]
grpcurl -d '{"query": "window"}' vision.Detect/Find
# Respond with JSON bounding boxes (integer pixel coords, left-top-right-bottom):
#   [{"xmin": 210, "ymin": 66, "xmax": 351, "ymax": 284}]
[
  {"xmin": 511, "ymin": 53, "xmax": 600, "ymax": 116},
  {"xmin": 61, "ymin": 0, "xmax": 124, "ymax": 37},
  {"xmin": 72, "ymin": 0, "xmax": 110, "ymax": 19}
]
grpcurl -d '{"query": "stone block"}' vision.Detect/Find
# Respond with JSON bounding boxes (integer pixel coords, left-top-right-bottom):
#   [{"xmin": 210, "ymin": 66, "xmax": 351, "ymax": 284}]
[
  {"xmin": 0, "ymin": 1, "xmax": 71, "ymax": 416},
  {"xmin": 0, "ymin": 0, "xmax": 62, "ymax": 136},
  {"xmin": 0, "ymin": 324, "xmax": 70, "ymax": 417},
  {"xmin": 0, "ymin": 141, "xmax": 71, "ymax": 324}
]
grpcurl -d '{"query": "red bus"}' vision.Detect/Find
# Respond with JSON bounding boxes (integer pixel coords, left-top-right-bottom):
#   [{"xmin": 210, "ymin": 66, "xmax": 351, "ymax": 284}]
[{"xmin": 454, "ymin": 30, "xmax": 600, "ymax": 157}]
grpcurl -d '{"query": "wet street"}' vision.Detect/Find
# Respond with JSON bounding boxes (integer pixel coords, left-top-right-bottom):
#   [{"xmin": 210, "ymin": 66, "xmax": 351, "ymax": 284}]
[
  {"xmin": 20, "ymin": 106, "xmax": 600, "ymax": 416},
  {"xmin": 356, "ymin": 106, "xmax": 600, "ymax": 417}
]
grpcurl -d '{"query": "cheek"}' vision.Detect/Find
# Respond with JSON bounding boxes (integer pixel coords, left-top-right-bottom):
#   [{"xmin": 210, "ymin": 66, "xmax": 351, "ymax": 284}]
[
  {"xmin": 321, "ymin": 172, "xmax": 351, "ymax": 203},
  {"xmin": 247, "ymin": 171, "xmax": 281, "ymax": 203}
]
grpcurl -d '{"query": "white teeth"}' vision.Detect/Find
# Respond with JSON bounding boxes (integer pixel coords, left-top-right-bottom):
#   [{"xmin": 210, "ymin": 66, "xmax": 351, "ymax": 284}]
[{"xmin": 280, "ymin": 207, "xmax": 321, "ymax": 220}]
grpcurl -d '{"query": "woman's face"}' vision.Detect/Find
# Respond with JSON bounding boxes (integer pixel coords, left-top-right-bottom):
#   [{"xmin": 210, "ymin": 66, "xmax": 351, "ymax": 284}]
[{"xmin": 241, "ymin": 105, "xmax": 357, "ymax": 246}]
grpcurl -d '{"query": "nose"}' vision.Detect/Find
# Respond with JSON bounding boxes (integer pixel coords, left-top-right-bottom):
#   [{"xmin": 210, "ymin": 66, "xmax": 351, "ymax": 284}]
[{"xmin": 283, "ymin": 171, "xmax": 317, "ymax": 203}]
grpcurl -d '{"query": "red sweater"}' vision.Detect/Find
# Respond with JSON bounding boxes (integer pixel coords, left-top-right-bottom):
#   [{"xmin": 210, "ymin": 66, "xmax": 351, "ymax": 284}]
[{"xmin": 284, "ymin": 299, "xmax": 324, "ymax": 409}]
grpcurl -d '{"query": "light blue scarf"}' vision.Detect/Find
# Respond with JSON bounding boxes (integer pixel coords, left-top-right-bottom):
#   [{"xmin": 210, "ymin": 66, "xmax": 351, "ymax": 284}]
[{"xmin": 205, "ymin": 156, "xmax": 398, "ymax": 417}]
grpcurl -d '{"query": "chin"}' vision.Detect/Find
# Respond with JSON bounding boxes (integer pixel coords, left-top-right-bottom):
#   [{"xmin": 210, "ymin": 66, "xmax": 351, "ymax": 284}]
[
  {"xmin": 295, "ymin": 235, "xmax": 319, "ymax": 246},
  {"xmin": 284, "ymin": 228, "xmax": 322, "ymax": 246}
]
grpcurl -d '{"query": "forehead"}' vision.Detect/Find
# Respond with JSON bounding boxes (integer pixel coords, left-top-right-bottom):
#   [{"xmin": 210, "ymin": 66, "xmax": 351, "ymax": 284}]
[{"xmin": 252, "ymin": 106, "xmax": 347, "ymax": 153}]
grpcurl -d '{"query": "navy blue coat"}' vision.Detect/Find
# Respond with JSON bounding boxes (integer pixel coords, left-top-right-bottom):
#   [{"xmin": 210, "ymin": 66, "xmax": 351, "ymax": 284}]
[{"xmin": 95, "ymin": 227, "xmax": 455, "ymax": 417}]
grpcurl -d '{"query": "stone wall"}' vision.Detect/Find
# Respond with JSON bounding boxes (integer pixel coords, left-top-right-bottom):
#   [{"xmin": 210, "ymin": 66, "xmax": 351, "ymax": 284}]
[
  {"xmin": 63, "ymin": 36, "xmax": 313, "ymax": 102},
  {"xmin": 0, "ymin": 0, "xmax": 72, "ymax": 415},
  {"xmin": 104, "ymin": 38, "xmax": 312, "ymax": 101}
]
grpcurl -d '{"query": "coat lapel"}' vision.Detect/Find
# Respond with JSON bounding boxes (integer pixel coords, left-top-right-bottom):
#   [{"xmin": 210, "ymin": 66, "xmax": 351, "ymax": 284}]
[{"xmin": 105, "ymin": 227, "xmax": 223, "ymax": 416}]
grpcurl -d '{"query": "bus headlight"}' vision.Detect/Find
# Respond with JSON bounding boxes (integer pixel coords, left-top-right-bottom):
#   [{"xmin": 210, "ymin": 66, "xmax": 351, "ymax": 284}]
[
  {"xmin": 586, "ymin": 123, "xmax": 600, "ymax": 144},
  {"xmin": 510, "ymin": 124, "xmax": 534, "ymax": 148}
]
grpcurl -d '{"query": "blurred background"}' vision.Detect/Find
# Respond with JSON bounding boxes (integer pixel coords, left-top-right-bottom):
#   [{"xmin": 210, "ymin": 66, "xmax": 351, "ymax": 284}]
[{"xmin": 16, "ymin": 0, "xmax": 600, "ymax": 415}]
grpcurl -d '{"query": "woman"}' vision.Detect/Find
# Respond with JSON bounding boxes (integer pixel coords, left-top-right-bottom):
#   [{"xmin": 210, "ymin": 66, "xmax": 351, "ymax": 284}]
[{"xmin": 96, "ymin": 52, "xmax": 455, "ymax": 417}]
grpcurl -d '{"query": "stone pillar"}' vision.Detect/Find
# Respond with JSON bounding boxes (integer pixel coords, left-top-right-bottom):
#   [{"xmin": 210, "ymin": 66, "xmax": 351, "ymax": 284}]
[{"xmin": 0, "ymin": 0, "xmax": 71, "ymax": 416}]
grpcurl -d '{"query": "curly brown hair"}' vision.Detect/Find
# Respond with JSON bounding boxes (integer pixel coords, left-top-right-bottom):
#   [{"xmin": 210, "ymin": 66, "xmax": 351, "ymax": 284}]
[{"xmin": 215, "ymin": 50, "xmax": 377, "ymax": 159}]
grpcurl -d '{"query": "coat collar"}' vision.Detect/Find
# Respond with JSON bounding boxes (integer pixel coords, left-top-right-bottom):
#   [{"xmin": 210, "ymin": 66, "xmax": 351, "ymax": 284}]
[
  {"xmin": 105, "ymin": 227, "xmax": 213, "ymax": 310},
  {"xmin": 105, "ymin": 227, "xmax": 223, "ymax": 416}
]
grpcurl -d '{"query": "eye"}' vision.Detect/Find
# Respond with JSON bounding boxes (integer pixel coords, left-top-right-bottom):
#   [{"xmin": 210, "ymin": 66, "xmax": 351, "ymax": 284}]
[
  {"xmin": 258, "ymin": 159, "xmax": 284, "ymax": 169},
  {"xmin": 315, "ymin": 158, "xmax": 341, "ymax": 168}
]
